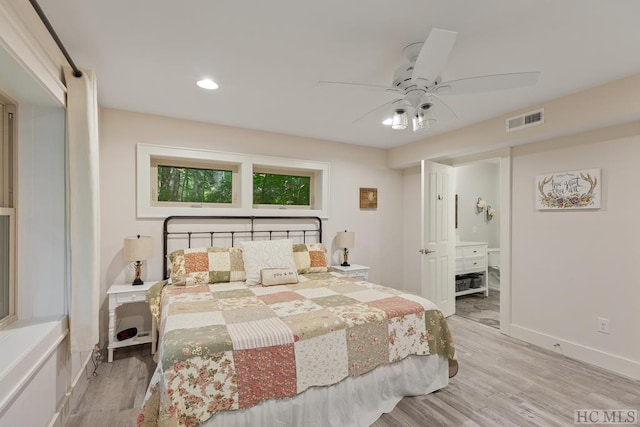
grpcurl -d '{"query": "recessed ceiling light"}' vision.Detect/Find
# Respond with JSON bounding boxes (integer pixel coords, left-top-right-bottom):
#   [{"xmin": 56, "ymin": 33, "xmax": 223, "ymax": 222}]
[
  {"xmin": 382, "ymin": 118, "xmax": 393, "ymax": 126},
  {"xmin": 197, "ymin": 79, "xmax": 219, "ymax": 90}
]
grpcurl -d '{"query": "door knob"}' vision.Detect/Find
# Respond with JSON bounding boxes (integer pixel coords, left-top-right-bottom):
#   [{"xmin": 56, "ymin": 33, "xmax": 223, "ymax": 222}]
[{"xmin": 419, "ymin": 249, "xmax": 436, "ymax": 254}]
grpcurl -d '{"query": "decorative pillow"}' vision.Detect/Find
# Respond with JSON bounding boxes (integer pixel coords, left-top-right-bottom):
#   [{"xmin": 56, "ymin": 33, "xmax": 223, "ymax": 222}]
[
  {"xmin": 293, "ymin": 242, "xmax": 329, "ymax": 273},
  {"xmin": 241, "ymin": 239, "xmax": 297, "ymax": 286},
  {"xmin": 260, "ymin": 268, "xmax": 299, "ymax": 286},
  {"xmin": 167, "ymin": 247, "xmax": 245, "ymax": 286}
]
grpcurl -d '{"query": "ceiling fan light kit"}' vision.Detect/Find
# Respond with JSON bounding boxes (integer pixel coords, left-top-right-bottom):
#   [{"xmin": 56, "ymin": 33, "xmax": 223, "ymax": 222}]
[
  {"xmin": 391, "ymin": 108, "xmax": 408, "ymax": 130},
  {"xmin": 318, "ymin": 27, "xmax": 540, "ymax": 133}
]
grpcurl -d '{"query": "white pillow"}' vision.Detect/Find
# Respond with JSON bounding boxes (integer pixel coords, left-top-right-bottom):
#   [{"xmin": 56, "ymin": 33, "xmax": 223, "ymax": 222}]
[
  {"xmin": 260, "ymin": 268, "xmax": 299, "ymax": 286},
  {"xmin": 241, "ymin": 239, "xmax": 297, "ymax": 285}
]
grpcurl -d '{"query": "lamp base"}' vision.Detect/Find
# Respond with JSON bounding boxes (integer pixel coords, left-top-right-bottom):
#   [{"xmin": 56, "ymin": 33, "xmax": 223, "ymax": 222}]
[
  {"xmin": 340, "ymin": 248, "xmax": 350, "ymax": 268},
  {"xmin": 132, "ymin": 261, "xmax": 144, "ymax": 286}
]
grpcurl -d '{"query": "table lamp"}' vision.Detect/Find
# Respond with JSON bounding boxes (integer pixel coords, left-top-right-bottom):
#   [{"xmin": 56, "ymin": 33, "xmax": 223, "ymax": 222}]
[
  {"xmin": 336, "ymin": 230, "xmax": 355, "ymax": 267},
  {"xmin": 124, "ymin": 235, "xmax": 153, "ymax": 286}
]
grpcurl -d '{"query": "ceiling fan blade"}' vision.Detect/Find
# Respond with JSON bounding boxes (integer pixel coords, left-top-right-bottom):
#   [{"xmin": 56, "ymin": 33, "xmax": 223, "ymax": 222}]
[
  {"xmin": 411, "ymin": 28, "xmax": 458, "ymax": 85},
  {"xmin": 429, "ymin": 95, "xmax": 458, "ymax": 124},
  {"xmin": 434, "ymin": 71, "xmax": 540, "ymax": 95},
  {"xmin": 316, "ymin": 81, "xmax": 402, "ymax": 94},
  {"xmin": 352, "ymin": 98, "xmax": 404, "ymax": 124}
]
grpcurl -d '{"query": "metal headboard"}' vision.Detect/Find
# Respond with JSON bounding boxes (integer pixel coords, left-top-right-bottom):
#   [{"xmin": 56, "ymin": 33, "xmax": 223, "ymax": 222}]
[{"xmin": 162, "ymin": 215, "xmax": 323, "ymax": 280}]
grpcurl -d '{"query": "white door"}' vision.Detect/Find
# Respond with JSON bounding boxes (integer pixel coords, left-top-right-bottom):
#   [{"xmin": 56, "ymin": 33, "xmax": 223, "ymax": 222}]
[{"xmin": 420, "ymin": 160, "xmax": 456, "ymax": 317}]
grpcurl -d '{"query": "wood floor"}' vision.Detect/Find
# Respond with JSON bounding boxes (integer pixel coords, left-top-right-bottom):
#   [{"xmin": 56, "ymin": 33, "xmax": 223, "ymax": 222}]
[
  {"xmin": 455, "ymin": 267, "xmax": 501, "ymax": 329},
  {"xmin": 66, "ymin": 316, "xmax": 639, "ymax": 427},
  {"xmin": 455, "ymin": 290, "xmax": 500, "ymax": 329}
]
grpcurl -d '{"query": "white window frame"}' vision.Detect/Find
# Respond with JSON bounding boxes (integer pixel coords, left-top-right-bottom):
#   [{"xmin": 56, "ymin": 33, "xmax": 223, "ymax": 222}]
[
  {"xmin": 0, "ymin": 100, "xmax": 15, "ymax": 328},
  {"xmin": 150, "ymin": 157, "xmax": 239, "ymax": 208},
  {"xmin": 0, "ymin": 208, "xmax": 15, "ymax": 327},
  {"xmin": 137, "ymin": 144, "xmax": 330, "ymax": 218},
  {"xmin": 252, "ymin": 166, "xmax": 317, "ymax": 210}
]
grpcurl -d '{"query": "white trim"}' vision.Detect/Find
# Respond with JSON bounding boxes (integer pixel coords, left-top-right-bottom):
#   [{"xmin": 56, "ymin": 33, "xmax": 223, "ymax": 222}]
[
  {"xmin": 48, "ymin": 349, "xmax": 93, "ymax": 427},
  {"xmin": 498, "ymin": 150, "xmax": 511, "ymax": 336},
  {"xmin": 0, "ymin": 2, "xmax": 66, "ymax": 106},
  {"xmin": 0, "ymin": 208, "xmax": 15, "ymax": 326},
  {"xmin": 0, "ymin": 316, "xmax": 68, "ymax": 414},
  {"xmin": 137, "ymin": 143, "xmax": 330, "ymax": 218},
  {"xmin": 510, "ymin": 323, "xmax": 640, "ymax": 380},
  {"xmin": 444, "ymin": 148, "xmax": 512, "ymax": 335}
]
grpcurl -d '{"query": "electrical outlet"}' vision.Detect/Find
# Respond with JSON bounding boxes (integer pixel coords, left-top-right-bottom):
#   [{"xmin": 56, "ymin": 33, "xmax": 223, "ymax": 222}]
[{"xmin": 597, "ymin": 317, "xmax": 610, "ymax": 334}]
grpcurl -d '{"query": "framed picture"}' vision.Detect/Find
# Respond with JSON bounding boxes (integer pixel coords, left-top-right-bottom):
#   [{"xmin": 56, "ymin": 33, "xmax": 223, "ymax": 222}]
[
  {"xmin": 360, "ymin": 188, "xmax": 378, "ymax": 209},
  {"xmin": 535, "ymin": 168, "xmax": 601, "ymax": 210}
]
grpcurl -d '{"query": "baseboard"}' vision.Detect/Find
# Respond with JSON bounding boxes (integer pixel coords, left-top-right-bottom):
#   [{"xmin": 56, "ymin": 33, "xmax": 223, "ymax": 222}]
[
  {"xmin": 48, "ymin": 350, "xmax": 93, "ymax": 427},
  {"xmin": 510, "ymin": 324, "xmax": 640, "ymax": 380}
]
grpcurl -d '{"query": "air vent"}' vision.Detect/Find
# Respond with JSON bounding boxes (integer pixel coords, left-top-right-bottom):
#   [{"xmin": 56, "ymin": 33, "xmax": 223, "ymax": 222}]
[{"xmin": 506, "ymin": 108, "xmax": 544, "ymax": 132}]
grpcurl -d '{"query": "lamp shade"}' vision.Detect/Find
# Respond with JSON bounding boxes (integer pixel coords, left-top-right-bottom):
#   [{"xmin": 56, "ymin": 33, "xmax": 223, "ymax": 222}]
[
  {"xmin": 336, "ymin": 231, "xmax": 355, "ymax": 249},
  {"xmin": 124, "ymin": 235, "xmax": 153, "ymax": 262}
]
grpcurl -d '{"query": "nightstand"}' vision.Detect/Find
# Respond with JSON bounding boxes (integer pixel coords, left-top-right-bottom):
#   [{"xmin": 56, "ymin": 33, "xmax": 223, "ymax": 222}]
[
  {"xmin": 107, "ymin": 281, "xmax": 157, "ymax": 362},
  {"xmin": 330, "ymin": 264, "xmax": 370, "ymax": 281}
]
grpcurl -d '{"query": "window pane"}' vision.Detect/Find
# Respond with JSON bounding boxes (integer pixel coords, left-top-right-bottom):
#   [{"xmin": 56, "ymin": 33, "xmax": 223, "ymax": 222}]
[
  {"xmin": 157, "ymin": 165, "xmax": 232, "ymax": 203},
  {"xmin": 0, "ymin": 215, "xmax": 9, "ymax": 319},
  {"xmin": 253, "ymin": 173, "xmax": 310, "ymax": 205}
]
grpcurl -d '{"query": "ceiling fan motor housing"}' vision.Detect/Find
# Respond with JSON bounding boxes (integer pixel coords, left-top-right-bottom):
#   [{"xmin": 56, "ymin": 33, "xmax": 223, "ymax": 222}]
[
  {"xmin": 392, "ymin": 64, "xmax": 416, "ymax": 90},
  {"xmin": 392, "ymin": 63, "xmax": 441, "ymax": 92}
]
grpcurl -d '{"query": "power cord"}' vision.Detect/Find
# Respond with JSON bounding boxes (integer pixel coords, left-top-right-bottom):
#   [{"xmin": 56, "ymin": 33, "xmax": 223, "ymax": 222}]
[
  {"xmin": 89, "ymin": 303, "xmax": 132, "ymax": 378},
  {"xmin": 89, "ymin": 345, "xmax": 101, "ymax": 378}
]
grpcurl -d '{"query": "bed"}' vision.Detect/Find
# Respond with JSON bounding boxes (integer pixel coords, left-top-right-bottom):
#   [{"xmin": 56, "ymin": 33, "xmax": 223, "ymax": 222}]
[{"xmin": 139, "ymin": 216, "xmax": 457, "ymax": 427}]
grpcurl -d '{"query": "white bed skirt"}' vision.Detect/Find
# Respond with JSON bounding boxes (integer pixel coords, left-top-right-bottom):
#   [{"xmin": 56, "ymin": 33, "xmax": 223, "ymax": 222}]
[{"xmin": 202, "ymin": 354, "xmax": 449, "ymax": 427}]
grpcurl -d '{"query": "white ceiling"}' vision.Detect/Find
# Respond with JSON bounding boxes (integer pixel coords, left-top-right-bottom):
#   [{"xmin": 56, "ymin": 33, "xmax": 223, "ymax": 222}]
[{"xmin": 37, "ymin": 0, "xmax": 640, "ymax": 149}]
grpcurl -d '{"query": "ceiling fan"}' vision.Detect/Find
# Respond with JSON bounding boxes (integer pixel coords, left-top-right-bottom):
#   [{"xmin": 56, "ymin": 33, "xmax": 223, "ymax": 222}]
[{"xmin": 318, "ymin": 28, "xmax": 540, "ymax": 132}]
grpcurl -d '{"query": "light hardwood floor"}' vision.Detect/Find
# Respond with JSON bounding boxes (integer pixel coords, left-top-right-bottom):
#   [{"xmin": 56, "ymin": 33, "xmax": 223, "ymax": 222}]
[
  {"xmin": 455, "ymin": 290, "xmax": 500, "ymax": 329},
  {"xmin": 66, "ymin": 316, "xmax": 639, "ymax": 427}
]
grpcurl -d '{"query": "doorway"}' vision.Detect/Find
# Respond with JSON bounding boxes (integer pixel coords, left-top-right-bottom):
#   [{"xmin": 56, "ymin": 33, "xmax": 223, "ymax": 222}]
[
  {"xmin": 453, "ymin": 159, "xmax": 501, "ymax": 328},
  {"xmin": 418, "ymin": 149, "xmax": 511, "ymax": 335},
  {"xmin": 450, "ymin": 150, "xmax": 511, "ymax": 335}
]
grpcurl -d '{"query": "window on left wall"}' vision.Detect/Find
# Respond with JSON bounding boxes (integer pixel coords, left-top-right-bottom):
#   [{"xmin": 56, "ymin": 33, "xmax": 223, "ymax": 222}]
[{"xmin": 0, "ymin": 99, "xmax": 15, "ymax": 327}]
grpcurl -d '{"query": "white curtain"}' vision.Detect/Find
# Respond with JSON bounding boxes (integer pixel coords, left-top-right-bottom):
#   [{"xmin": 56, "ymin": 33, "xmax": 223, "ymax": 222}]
[{"xmin": 64, "ymin": 66, "xmax": 100, "ymax": 352}]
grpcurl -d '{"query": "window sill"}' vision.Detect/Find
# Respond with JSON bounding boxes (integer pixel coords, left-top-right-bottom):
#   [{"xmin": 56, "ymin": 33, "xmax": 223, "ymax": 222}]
[{"xmin": 0, "ymin": 315, "xmax": 68, "ymax": 413}]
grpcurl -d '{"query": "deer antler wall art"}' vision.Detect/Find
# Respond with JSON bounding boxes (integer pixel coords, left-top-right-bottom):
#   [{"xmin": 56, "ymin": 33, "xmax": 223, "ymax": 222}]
[{"xmin": 535, "ymin": 168, "xmax": 601, "ymax": 210}]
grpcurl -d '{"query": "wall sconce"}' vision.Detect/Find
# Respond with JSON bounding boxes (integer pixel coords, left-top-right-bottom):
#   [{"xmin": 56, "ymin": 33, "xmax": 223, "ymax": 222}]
[
  {"xmin": 335, "ymin": 230, "xmax": 355, "ymax": 267},
  {"xmin": 124, "ymin": 235, "xmax": 153, "ymax": 285},
  {"xmin": 486, "ymin": 206, "xmax": 496, "ymax": 221},
  {"xmin": 476, "ymin": 197, "xmax": 487, "ymax": 213}
]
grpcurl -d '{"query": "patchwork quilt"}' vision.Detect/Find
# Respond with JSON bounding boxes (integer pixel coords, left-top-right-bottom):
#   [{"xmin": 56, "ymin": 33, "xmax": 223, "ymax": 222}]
[{"xmin": 138, "ymin": 273, "xmax": 456, "ymax": 427}]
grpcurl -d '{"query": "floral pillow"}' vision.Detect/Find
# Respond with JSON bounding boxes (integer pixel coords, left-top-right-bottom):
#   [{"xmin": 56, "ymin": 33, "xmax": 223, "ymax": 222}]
[
  {"xmin": 167, "ymin": 246, "xmax": 245, "ymax": 286},
  {"xmin": 293, "ymin": 242, "xmax": 329, "ymax": 273}
]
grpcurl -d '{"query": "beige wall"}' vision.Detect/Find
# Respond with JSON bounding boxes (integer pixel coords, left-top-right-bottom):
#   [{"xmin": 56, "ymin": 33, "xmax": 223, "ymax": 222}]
[
  {"xmin": 99, "ymin": 108, "xmax": 406, "ymax": 341},
  {"xmin": 401, "ymin": 167, "xmax": 421, "ymax": 296},
  {"xmin": 510, "ymin": 128, "xmax": 640, "ymax": 378}
]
